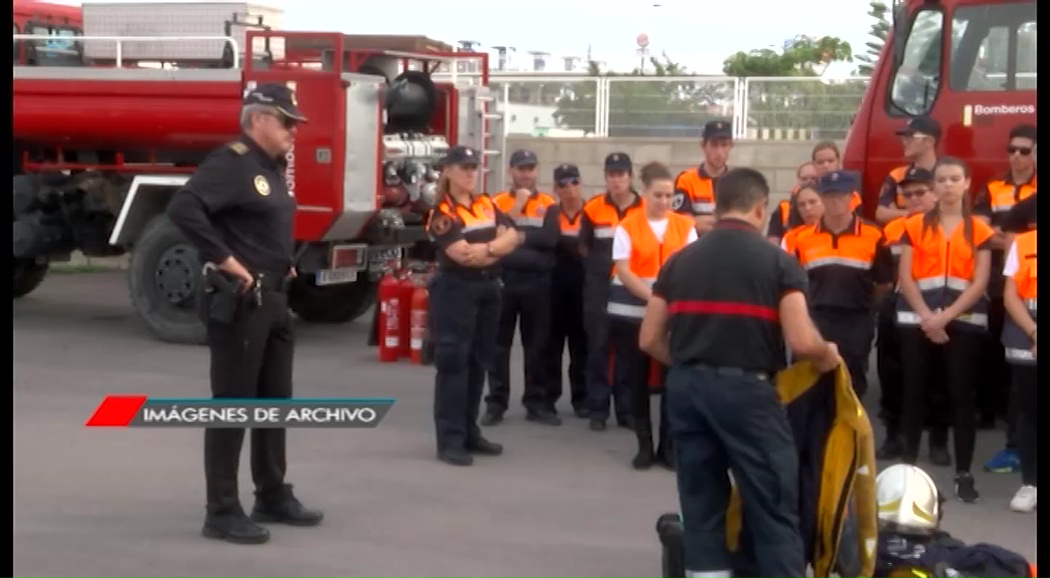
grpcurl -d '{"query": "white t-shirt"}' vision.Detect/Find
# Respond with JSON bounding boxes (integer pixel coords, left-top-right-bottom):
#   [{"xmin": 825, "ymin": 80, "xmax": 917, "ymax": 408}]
[
  {"xmin": 611, "ymin": 218, "xmax": 699, "ymax": 261},
  {"xmin": 1002, "ymin": 240, "xmax": 1019, "ymax": 277}
]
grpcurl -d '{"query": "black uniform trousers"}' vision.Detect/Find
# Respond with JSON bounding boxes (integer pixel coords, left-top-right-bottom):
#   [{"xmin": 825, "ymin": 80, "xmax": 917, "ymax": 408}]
[
  {"xmin": 205, "ymin": 284, "xmax": 294, "ymax": 515},
  {"xmin": 584, "ymin": 274, "xmax": 631, "ymax": 421},
  {"xmin": 665, "ymin": 364, "xmax": 805, "ymax": 577},
  {"xmin": 876, "ymin": 294, "xmax": 905, "ymax": 430},
  {"xmin": 812, "ymin": 307, "xmax": 874, "ymax": 399},
  {"xmin": 546, "ymin": 269, "xmax": 587, "ymax": 413},
  {"xmin": 899, "ymin": 326, "xmax": 982, "ymax": 472},
  {"xmin": 432, "ymin": 271, "xmax": 501, "ymax": 453},
  {"xmin": 610, "ymin": 317, "xmax": 670, "ymax": 448},
  {"xmin": 485, "ymin": 270, "xmax": 550, "ymax": 413},
  {"xmin": 981, "ymin": 297, "xmax": 1017, "ymax": 446},
  {"xmin": 1013, "ymin": 364, "xmax": 1038, "ymax": 486}
]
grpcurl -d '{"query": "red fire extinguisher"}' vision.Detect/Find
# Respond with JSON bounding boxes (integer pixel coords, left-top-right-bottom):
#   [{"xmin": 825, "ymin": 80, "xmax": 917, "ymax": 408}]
[
  {"xmin": 396, "ymin": 270, "xmax": 416, "ymax": 359},
  {"xmin": 409, "ymin": 278, "xmax": 429, "ymax": 365},
  {"xmin": 376, "ymin": 270, "xmax": 402, "ymax": 362}
]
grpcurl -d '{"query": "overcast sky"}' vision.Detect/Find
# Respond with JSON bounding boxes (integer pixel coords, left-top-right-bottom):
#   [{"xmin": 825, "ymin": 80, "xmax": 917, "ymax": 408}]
[{"xmin": 56, "ymin": 0, "xmax": 877, "ymax": 75}]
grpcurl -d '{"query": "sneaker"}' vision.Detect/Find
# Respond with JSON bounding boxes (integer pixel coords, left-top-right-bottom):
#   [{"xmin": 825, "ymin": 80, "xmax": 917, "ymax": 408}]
[
  {"xmin": 983, "ymin": 449, "xmax": 1020, "ymax": 473},
  {"xmin": 1009, "ymin": 485, "xmax": 1037, "ymax": 513},
  {"xmin": 954, "ymin": 472, "xmax": 980, "ymax": 504}
]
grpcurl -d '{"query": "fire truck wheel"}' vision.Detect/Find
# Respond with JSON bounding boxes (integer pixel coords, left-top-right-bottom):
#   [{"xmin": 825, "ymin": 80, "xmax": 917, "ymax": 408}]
[
  {"xmin": 128, "ymin": 215, "xmax": 207, "ymax": 345},
  {"xmin": 13, "ymin": 258, "xmax": 49, "ymax": 299},
  {"xmin": 288, "ymin": 276, "xmax": 376, "ymax": 324}
]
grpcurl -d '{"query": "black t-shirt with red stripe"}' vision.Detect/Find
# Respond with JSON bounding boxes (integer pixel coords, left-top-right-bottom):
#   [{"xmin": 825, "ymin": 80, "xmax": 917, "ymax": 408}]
[{"xmin": 652, "ymin": 218, "xmax": 809, "ymax": 374}]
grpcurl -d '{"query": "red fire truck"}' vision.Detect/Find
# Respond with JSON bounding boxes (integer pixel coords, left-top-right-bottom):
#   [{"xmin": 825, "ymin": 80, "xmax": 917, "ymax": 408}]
[
  {"xmin": 843, "ymin": 0, "xmax": 1036, "ymax": 216},
  {"xmin": 13, "ymin": 1, "xmax": 503, "ymax": 344}
]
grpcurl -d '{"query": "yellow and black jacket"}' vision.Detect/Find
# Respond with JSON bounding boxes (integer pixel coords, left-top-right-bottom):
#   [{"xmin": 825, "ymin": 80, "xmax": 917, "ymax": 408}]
[{"xmin": 725, "ymin": 362, "xmax": 878, "ymax": 578}]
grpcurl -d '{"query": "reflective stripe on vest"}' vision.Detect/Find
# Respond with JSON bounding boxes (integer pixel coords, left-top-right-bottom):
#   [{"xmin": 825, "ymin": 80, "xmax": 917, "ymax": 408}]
[
  {"xmin": 433, "ymin": 195, "xmax": 498, "ymax": 234},
  {"xmin": 491, "ymin": 191, "xmax": 556, "ymax": 230},
  {"xmin": 606, "ymin": 212, "xmax": 694, "ymax": 320},
  {"xmin": 1002, "ymin": 230, "xmax": 1037, "ymax": 365},
  {"xmin": 986, "ymin": 177, "xmax": 1037, "ymax": 213},
  {"xmin": 895, "ymin": 213, "xmax": 994, "ymax": 329},
  {"xmin": 675, "ymin": 169, "xmax": 716, "ymax": 215}
]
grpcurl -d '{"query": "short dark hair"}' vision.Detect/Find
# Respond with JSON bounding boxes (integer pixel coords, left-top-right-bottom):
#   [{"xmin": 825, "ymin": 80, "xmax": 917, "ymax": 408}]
[
  {"xmin": 1009, "ymin": 124, "xmax": 1037, "ymax": 144},
  {"xmin": 639, "ymin": 161, "xmax": 674, "ymax": 187},
  {"xmin": 714, "ymin": 168, "xmax": 770, "ymax": 216}
]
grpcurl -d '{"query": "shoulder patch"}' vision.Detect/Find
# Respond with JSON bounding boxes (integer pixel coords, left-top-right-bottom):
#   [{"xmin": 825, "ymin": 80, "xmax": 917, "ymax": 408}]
[
  {"xmin": 429, "ymin": 213, "xmax": 452, "ymax": 236},
  {"xmin": 229, "ymin": 142, "xmax": 249, "ymax": 155},
  {"xmin": 253, "ymin": 175, "xmax": 271, "ymax": 196}
]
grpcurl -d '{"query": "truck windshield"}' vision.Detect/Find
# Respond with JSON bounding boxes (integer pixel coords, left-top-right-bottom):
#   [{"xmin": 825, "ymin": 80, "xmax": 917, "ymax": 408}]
[
  {"xmin": 889, "ymin": 8, "xmax": 944, "ymax": 116},
  {"xmin": 949, "ymin": 2, "xmax": 1036, "ymax": 92}
]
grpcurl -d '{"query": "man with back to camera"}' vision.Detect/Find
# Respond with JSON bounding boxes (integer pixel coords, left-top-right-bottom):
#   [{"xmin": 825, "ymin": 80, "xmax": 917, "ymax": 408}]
[
  {"xmin": 673, "ymin": 119, "xmax": 733, "ymax": 236},
  {"xmin": 639, "ymin": 167, "xmax": 841, "ymax": 577},
  {"xmin": 875, "ymin": 116, "xmax": 941, "ymax": 225},
  {"xmin": 167, "ymin": 84, "xmax": 323, "ymax": 545}
]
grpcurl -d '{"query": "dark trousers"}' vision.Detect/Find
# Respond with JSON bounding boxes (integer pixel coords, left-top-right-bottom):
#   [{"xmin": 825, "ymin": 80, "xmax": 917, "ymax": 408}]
[
  {"xmin": 665, "ymin": 365, "xmax": 805, "ymax": 577},
  {"xmin": 584, "ymin": 275, "xmax": 631, "ymax": 421},
  {"xmin": 876, "ymin": 295, "xmax": 904, "ymax": 430},
  {"xmin": 1013, "ymin": 364, "xmax": 1038, "ymax": 486},
  {"xmin": 547, "ymin": 272, "xmax": 587, "ymax": 412},
  {"xmin": 900, "ymin": 327, "xmax": 982, "ymax": 472},
  {"xmin": 610, "ymin": 317, "xmax": 669, "ymax": 451},
  {"xmin": 812, "ymin": 307, "xmax": 873, "ymax": 399},
  {"xmin": 432, "ymin": 272, "xmax": 501, "ymax": 453},
  {"xmin": 984, "ymin": 298, "xmax": 1019, "ymax": 450},
  {"xmin": 205, "ymin": 289, "xmax": 294, "ymax": 515},
  {"xmin": 486, "ymin": 271, "xmax": 550, "ymax": 413}
]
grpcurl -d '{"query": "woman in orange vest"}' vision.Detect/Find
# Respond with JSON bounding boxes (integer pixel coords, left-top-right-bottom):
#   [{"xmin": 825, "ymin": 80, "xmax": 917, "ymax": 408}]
[
  {"xmin": 896, "ymin": 157, "xmax": 995, "ymax": 504},
  {"xmin": 767, "ymin": 161, "xmax": 819, "ymax": 243},
  {"xmin": 778, "ymin": 185, "xmax": 824, "ymax": 254},
  {"xmin": 810, "ymin": 140, "xmax": 863, "ymax": 213},
  {"xmin": 1001, "ymin": 228, "xmax": 1037, "ymax": 513},
  {"xmin": 609, "ymin": 161, "xmax": 698, "ymax": 470}
]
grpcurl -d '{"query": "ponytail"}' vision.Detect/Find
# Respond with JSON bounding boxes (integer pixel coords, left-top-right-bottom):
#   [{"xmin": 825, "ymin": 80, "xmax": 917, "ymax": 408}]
[{"xmin": 436, "ymin": 172, "xmax": 451, "ymax": 200}]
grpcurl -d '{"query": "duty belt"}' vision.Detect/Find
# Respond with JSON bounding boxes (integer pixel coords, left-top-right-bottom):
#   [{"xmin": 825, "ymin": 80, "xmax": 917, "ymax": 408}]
[{"xmin": 255, "ymin": 271, "xmax": 291, "ymax": 293}]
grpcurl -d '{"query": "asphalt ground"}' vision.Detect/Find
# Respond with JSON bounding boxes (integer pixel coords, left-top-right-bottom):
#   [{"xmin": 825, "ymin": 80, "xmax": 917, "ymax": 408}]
[{"xmin": 13, "ymin": 272, "xmax": 1038, "ymax": 577}]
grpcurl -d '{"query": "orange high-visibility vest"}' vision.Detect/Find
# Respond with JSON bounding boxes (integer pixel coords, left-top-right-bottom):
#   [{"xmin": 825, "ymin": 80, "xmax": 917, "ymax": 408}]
[
  {"xmin": 606, "ymin": 210, "xmax": 694, "ymax": 320},
  {"xmin": 895, "ymin": 212, "xmax": 994, "ymax": 331},
  {"xmin": 491, "ymin": 191, "xmax": 557, "ymax": 229},
  {"xmin": 674, "ymin": 168, "xmax": 717, "ymax": 216},
  {"xmin": 1002, "ymin": 229, "xmax": 1037, "ymax": 366},
  {"xmin": 985, "ymin": 175, "xmax": 1037, "ymax": 217}
]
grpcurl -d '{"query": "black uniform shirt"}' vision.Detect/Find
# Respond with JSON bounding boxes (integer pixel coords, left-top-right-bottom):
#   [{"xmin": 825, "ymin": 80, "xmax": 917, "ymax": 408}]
[
  {"xmin": 167, "ymin": 136, "xmax": 296, "ymax": 274},
  {"xmin": 652, "ymin": 218, "xmax": 809, "ymax": 373},
  {"xmin": 427, "ymin": 193, "xmax": 515, "ymax": 276},
  {"xmin": 791, "ymin": 217, "xmax": 895, "ymax": 312}
]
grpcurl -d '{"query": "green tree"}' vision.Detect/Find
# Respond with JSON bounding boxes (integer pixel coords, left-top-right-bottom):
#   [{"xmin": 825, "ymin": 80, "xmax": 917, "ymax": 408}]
[
  {"xmin": 854, "ymin": 1, "xmax": 891, "ymax": 76},
  {"xmin": 722, "ymin": 35, "xmax": 865, "ymax": 139},
  {"xmin": 551, "ymin": 55, "xmax": 733, "ymax": 137}
]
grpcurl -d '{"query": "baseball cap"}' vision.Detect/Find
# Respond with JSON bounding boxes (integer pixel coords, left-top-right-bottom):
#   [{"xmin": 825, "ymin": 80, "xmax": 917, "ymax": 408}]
[
  {"xmin": 895, "ymin": 116, "xmax": 941, "ymax": 140},
  {"xmin": 898, "ymin": 167, "xmax": 934, "ymax": 187},
  {"xmin": 702, "ymin": 119, "xmax": 733, "ymax": 140},
  {"xmin": 440, "ymin": 146, "xmax": 480, "ymax": 167},
  {"xmin": 604, "ymin": 152, "xmax": 632, "ymax": 172},
  {"xmin": 553, "ymin": 163, "xmax": 581, "ymax": 184},
  {"xmin": 244, "ymin": 83, "xmax": 307, "ymax": 122},
  {"xmin": 816, "ymin": 170, "xmax": 859, "ymax": 195},
  {"xmin": 509, "ymin": 149, "xmax": 539, "ymax": 167}
]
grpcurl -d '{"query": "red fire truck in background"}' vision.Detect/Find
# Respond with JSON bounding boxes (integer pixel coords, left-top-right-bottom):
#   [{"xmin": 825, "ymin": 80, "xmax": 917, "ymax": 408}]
[
  {"xmin": 12, "ymin": 0, "xmax": 503, "ymax": 344},
  {"xmin": 843, "ymin": 0, "xmax": 1036, "ymax": 216}
]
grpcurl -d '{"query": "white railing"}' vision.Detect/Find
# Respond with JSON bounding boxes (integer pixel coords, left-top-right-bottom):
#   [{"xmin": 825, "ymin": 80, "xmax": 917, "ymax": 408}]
[
  {"xmin": 13, "ymin": 35, "xmax": 242, "ymax": 68},
  {"xmin": 435, "ymin": 73, "xmax": 873, "ymax": 141}
]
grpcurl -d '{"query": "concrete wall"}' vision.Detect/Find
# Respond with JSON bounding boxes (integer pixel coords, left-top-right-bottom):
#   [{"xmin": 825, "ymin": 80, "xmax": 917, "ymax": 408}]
[{"xmin": 501, "ymin": 137, "xmax": 824, "ymax": 204}]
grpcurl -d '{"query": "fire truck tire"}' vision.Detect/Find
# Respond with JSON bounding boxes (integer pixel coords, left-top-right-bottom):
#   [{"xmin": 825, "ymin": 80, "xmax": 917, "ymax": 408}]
[
  {"xmin": 13, "ymin": 258, "xmax": 49, "ymax": 299},
  {"xmin": 128, "ymin": 215, "xmax": 207, "ymax": 345},
  {"xmin": 288, "ymin": 277, "xmax": 376, "ymax": 324}
]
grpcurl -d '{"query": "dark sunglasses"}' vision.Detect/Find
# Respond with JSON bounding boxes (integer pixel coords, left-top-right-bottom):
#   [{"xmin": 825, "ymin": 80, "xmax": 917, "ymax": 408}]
[
  {"xmin": 1007, "ymin": 145, "xmax": 1033, "ymax": 156},
  {"xmin": 265, "ymin": 112, "xmax": 298, "ymax": 130},
  {"xmin": 557, "ymin": 178, "xmax": 580, "ymax": 187}
]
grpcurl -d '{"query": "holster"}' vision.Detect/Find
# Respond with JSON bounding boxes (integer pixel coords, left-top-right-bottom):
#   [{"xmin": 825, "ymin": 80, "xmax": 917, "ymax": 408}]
[{"xmin": 200, "ymin": 267, "xmax": 244, "ymax": 324}]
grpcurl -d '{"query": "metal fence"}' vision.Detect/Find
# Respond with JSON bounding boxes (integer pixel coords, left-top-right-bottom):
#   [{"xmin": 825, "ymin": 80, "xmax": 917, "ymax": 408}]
[{"xmin": 433, "ymin": 73, "xmax": 871, "ymax": 140}]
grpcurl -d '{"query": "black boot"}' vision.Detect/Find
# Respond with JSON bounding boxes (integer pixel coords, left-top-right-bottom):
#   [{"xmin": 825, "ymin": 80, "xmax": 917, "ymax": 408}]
[
  {"xmin": 250, "ymin": 486, "xmax": 324, "ymax": 527},
  {"xmin": 632, "ymin": 426, "xmax": 655, "ymax": 470},
  {"xmin": 656, "ymin": 436, "xmax": 676, "ymax": 471},
  {"xmin": 202, "ymin": 510, "xmax": 270, "ymax": 544}
]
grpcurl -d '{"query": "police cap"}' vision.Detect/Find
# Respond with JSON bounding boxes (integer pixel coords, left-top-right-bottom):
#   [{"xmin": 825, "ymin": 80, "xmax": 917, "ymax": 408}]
[
  {"xmin": 509, "ymin": 149, "xmax": 539, "ymax": 167},
  {"xmin": 898, "ymin": 167, "xmax": 934, "ymax": 187},
  {"xmin": 244, "ymin": 83, "xmax": 308, "ymax": 122},
  {"xmin": 604, "ymin": 152, "xmax": 633, "ymax": 172},
  {"xmin": 702, "ymin": 119, "xmax": 733, "ymax": 140},
  {"xmin": 553, "ymin": 163, "xmax": 581, "ymax": 184},
  {"xmin": 816, "ymin": 170, "xmax": 859, "ymax": 195},
  {"xmin": 895, "ymin": 115, "xmax": 941, "ymax": 140},
  {"xmin": 440, "ymin": 145, "xmax": 480, "ymax": 167}
]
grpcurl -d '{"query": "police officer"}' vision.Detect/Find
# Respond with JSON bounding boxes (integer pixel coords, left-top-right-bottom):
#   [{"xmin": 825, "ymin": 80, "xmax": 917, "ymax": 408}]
[
  {"xmin": 167, "ymin": 84, "xmax": 322, "ymax": 545},
  {"xmin": 546, "ymin": 163, "xmax": 588, "ymax": 418},
  {"xmin": 674, "ymin": 119, "xmax": 733, "ymax": 235},
  {"xmin": 427, "ymin": 145, "xmax": 523, "ymax": 467},
  {"xmin": 790, "ymin": 170, "xmax": 895, "ymax": 399},
  {"xmin": 483, "ymin": 150, "xmax": 560, "ymax": 426},
  {"xmin": 580, "ymin": 152, "xmax": 644, "ymax": 431},
  {"xmin": 639, "ymin": 167, "xmax": 841, "ymax": 577}
]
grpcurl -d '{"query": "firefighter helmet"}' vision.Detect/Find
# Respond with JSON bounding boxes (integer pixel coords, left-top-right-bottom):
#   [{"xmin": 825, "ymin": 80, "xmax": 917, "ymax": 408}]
[{"xmin": 875, "ymin": 464, "xmax": 942, "ymax": 534}]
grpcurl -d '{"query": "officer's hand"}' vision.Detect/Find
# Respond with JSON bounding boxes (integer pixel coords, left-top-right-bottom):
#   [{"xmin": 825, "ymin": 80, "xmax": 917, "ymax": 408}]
[
  {"xmin": 921, "ymin": 310, "xmax": 950, "ymax": 334},
  {"xmin": 218, "ymin": 256, "xmax": 254, "ymax": 292},
  {"xmin": 813, "ymin": 342, "xmax": 842, "ymax": 373},
  {"xmin": 288, "ymin": 267, "xmax": 297, "ymax": 278},
  {"xmin": 926, "ymin": 328, "xmax": 950, "ymax": 344}
]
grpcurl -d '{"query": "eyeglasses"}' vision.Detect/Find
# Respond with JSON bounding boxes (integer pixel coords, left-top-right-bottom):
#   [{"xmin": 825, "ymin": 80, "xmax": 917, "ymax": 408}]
[
  {"xmin": 1007, "ymin": 145, "xmax": 1033, "ymax": 156},
  {"xmin": 264, "ymin": 112, "xmax": 298, "ymax": 130},
  {"xmin": 557, "ymin": 178, "xmax": 580, "ymax": 187}
]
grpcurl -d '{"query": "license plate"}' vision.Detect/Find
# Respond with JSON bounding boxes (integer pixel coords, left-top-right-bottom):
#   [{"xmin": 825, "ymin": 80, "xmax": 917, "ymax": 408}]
[
  {"xmin": 368, "ymin": 247, "xmax": 403, "ymax": 270},
  {"xmin": 315, "ymin": 267, "xmax": 358, "ymax": 286}
]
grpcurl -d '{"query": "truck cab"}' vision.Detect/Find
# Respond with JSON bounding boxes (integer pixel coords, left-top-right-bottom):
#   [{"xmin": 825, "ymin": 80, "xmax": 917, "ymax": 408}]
[{"xmin": 842, "ymin": 0, "xmax": 1036, "ymax": 217}]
